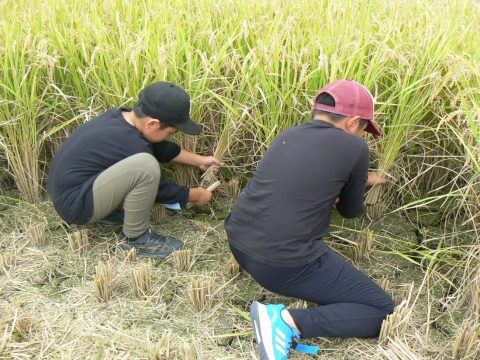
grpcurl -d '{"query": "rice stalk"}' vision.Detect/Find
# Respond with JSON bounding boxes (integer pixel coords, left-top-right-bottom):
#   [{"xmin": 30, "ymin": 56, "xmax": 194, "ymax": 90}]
[
  {"xmin": 353, "ymin": 228, "xmax": 374, "ymax": 263},
  {"xmin": 366, "ymin": 202, "xmax": 386, "ymax": 220},
  {"xmin": 131, "ymin": 262, "xmax": 152, "ymax": 298},
  {"xmin": 152, "ymin": 205, "xmax": 166, "ymax": 225},
  {"xmin": 67, "ymin": 229, "xmax": 89, "ymax": 254},
  {"xmin": 379, "ymin": 276, "xmax": 391, "ymax": 293},
  {"xmin": 120, "ymin": 248, "xmax": 138, "ymax": 262},
  {"xmin": 200, "ymin": 100, "xmax": 241, "ymax": 186},
  {"xmin": 26, "ymin": 221, "xmax": 47, "ymax": 246},
  {"xmin": 452, "ymin": 319, "xmax": 479, "ymax": 360},
  {"xmin": 224, "ymin": 255, "xmax": 240, "ymax": 279},
  {"xmin": 0, "ymin": 252, "xmax": 14, "ymax": 274},
  {"xmin": 172, "ymin": 119, "xmax": 200, "ymax": 186},
  {"xmin": 151, "ymin": 331, "xmax": 177, "ymax": 360},
  {"xmin": 188, "ymin": 277, "xmax": 213, "ymax": 312},
  {"xmin": 393, "ymin": 283, "xmax": 415, "ymax": 307},
  {"xmin": 222, "ymin": 177, "xmax": 240, "ymax": 198},
  {"xmin": 172, "ymin": 249, "xmax": 192, "ymax": 272},
  {"xmin": 93, "ymin": 260, "xmax": 113, "ymax": 302},
  {"xmin": 460, "ymin": 265, "xmax": 480, "ymax": 318},
  {"xmin": 178, "ymin": 339, "xmax": 202, "ymax": 360},
  {"xmin": 0, "ymin": 325, "xmax": 11, "ymax": 358},
  {"xmin": 379, "ymin": 300, "xmax": 413, "ymax": 345},
  {"xmin": 379, "ymin": 283, "xmax": 414, "ymax": 345}
]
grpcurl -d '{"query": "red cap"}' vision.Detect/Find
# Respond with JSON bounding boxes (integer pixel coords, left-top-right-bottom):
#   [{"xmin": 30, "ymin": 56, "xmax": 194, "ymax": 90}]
[{"xmin": 313, "ymin": 79, "xmax": 381, "ymax": 136}]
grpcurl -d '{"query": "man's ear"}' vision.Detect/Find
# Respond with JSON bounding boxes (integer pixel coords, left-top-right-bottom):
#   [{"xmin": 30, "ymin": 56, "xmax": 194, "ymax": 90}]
[
  {"xmin": 145, "ymin": 118, "xmax": 159, "ymax": 129},
  {"xmin": 346, "ymin": 116, "xmax": 362, "ymax": 128}
]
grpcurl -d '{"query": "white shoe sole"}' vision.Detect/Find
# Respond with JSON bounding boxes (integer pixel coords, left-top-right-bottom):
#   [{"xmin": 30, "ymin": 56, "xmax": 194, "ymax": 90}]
[{"xmin": 250, "ymin": 301, "xmax": 276, "ymax": 360}]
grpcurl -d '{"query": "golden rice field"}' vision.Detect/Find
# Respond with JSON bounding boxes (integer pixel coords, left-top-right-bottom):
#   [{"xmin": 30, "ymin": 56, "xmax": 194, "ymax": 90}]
[{"xmin": 1, "ymin": 0, "xmax": 479, "ymax": 358}]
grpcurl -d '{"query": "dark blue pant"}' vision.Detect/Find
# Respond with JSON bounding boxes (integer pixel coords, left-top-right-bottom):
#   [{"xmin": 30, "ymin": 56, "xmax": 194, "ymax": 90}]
[{"xmin": 230, "ymin": 244, "xmax": 394, "ymax": 339}]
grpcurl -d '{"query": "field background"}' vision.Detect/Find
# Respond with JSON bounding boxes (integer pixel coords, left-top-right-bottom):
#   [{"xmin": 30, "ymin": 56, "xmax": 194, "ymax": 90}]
[{"xmin": 0, "ymin": 0, "xmax": 479, "ymax": 359}]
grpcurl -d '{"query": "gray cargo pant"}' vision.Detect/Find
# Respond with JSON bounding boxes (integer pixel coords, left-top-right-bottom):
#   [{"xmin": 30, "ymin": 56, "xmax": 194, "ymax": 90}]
[{"xmin": 87, "ymin": 153, "xmax": 160, "ymax": 238}]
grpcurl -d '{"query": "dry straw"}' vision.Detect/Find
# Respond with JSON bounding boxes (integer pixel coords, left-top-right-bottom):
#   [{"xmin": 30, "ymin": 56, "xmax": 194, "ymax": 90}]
[
  {"xmin": 93, "ymin": 261, "xmax": 113, "ymax": 302},
  {"xmin": 131, "ymin": 262, "xmax": 152, "ymax": 298},
  {"xmin": 452, "ymin": 319, "xmax": 479, "ymax": 359},
  {"xmin": 26, "ymin": 222, "xmax": 47, "ymax": 246},
  {"xmin": 68, "ymin": 229, "xmax": 89, "ymax": 254},
  {"xmin": 173, "ymin": 249, "xmax": 192, "ymax": 272},
  {"xmin": 353, "ymin": 228, "xmax": 374, "ymax": 262},
  {"xmin": 289, "ymin": 300, "xmax": 308, "ymax": 310},
  {"xmin": 188, "ymin": 277, "xmax": 213, "ymax": 311},
  {"xmin": 13, "ymin": 314, "xmax": 35, "ymax": 339},
  {"xmin": 378, "ymin": 337, "xmax": 424, "ymax": 360}
]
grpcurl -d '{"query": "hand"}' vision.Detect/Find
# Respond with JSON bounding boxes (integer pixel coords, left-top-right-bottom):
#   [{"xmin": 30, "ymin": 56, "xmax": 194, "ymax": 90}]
[
  {"xmin": 366, "ymin": 171, "xmax": 387, "ymax": 187},
  {"xmin": 188, "ymin": 187, "xmax": 213, "ymax": 207},
  {"xmin": 197, "ymin": 156, "xmax": 224, "ymax": 172}
]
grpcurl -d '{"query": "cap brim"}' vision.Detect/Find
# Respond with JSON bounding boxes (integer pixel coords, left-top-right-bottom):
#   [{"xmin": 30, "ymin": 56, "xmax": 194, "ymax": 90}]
[
  {"xmin": 365, "ymin": 119, "xmax": 381, "ymax": 137},
  {"xmin": 175, "ymin": 118, "xmax": 202, "ymax": 135}
]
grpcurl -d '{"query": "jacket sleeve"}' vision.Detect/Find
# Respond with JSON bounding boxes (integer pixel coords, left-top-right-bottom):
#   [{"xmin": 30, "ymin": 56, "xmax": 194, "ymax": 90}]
[
  {"xmin": 336, "ymin": 142, "xmax": 369, "ymax": 218},
  {"xmin": 150, "ymin": 141, "xmax": 181, "ymax": 163},
  {"xmin": 155, "ymin": 179, "xmax": 190, "ymax": 209}
]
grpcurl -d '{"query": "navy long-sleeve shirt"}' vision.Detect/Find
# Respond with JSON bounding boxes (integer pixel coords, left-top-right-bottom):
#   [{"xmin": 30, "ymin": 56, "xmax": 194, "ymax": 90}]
[
  {"xmin": 48, "ymin": 107, "xmax": 186, "ymax": 224},
  {"xmin": 225, "ymin": 120, "xmax": 369, "ymax": 267}
]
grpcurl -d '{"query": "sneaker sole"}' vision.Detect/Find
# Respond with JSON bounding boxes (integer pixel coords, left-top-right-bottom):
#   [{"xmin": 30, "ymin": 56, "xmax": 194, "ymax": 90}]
[{"xmin": 250, "ymin": 301, "xmax": 275, "ymax": 360}]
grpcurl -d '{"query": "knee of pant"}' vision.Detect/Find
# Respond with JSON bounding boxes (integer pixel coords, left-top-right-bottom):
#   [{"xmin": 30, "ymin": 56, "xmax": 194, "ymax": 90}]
[{"xmin": 128, "ymin": 153, "xmax": 160, "ymax": 180}]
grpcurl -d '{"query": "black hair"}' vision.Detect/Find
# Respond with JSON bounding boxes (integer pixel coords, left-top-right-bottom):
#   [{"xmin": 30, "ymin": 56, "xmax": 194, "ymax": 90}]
[
  {"xmin": 313, "ymin": 93, "xmax": 368, "ymax": 129},
  {"xmin": 133, "ymin": 103, "xmax": 172, "ymax": 130}
]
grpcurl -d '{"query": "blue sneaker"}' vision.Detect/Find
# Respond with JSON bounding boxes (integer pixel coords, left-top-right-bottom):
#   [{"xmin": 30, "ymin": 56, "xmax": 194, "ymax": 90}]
[{"xmin": 250, "ymin": 301, "xmax": 319, "ymax": 360}]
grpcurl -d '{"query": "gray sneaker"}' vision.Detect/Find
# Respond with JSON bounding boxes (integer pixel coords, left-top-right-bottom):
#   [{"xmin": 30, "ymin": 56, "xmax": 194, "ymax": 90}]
[{"xmin": 120, "ymin": 229, "xmax": 183, "ymax": 259}]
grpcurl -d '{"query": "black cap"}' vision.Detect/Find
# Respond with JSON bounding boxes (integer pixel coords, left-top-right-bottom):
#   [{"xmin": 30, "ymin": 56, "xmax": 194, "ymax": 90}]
[{"xmin": 135, "ymin": 82, "xmax": 202, "ymax": 135}]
